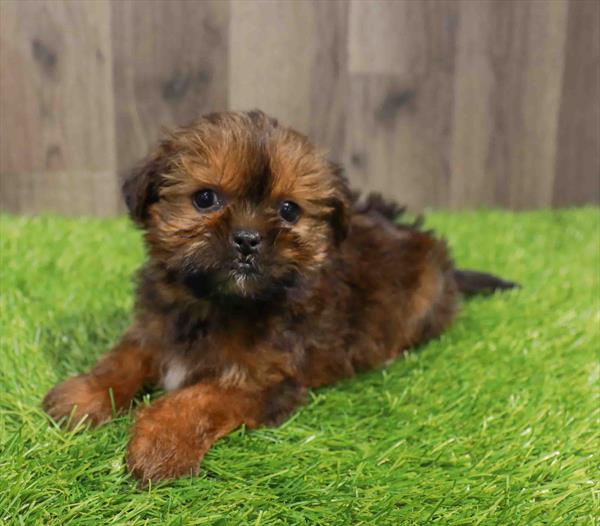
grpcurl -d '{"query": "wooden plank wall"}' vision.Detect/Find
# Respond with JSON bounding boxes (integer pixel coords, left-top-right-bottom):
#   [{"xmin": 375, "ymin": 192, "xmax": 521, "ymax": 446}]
[{"xmin": 0, "ymin": 0, "xmax": 598, "ymax": 215}]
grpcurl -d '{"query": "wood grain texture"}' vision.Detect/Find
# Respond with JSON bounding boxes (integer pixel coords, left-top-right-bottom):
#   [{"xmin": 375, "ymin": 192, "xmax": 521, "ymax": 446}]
[
  {"xmin": 0, "ymin": 0, "xmax": 117, "ymax": 215},
  {"xmin": 0, "ymin": 0, "xmax": 597, "ymax": 215},
  {"xmin": 449, "ymin": 0, "xmax": 499, "ymax": 208},
  {"xmin": 553, "ymin": 0, "xmax": 600, "ymax": 206},
  {"xmin": 229, "ymin": 0, "xmax": 349, "ymax": 162},
  {"xmin": 308, "ymin": 0, "xmax": 349, "ymax": 163},
  {"xmin": 111, "ymin": 0, "xmax": 229, "ymax": 174},
  {"xmin": 348, "ymin": 0, "xmax": 445, "ymax": 77},
  {"xmin": 346, "ymin": 1, "xmax": 458, "ymax": 210},
  {"xmin": 450, "ymin": 0, "xmax": 569, "ymax": 209},
  {"xmin": 229, "ymin": 0, "xmax": 317, "ymax": 133}
]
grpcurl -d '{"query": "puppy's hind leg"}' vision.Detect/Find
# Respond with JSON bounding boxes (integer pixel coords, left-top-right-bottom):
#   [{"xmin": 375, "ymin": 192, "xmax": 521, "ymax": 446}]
[{"xmin": 43, "ymin": 334, "xmax": 160, "ymax": 428}]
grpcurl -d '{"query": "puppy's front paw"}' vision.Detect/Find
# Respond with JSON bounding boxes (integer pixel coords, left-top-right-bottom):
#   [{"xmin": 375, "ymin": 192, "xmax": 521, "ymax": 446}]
[
  {"xmin": 43, "ymin": 375, "xmax": 113, "ymax": 428},
  {"xmin": 126, "ymin": 405, "xmax": 204, "ymax": 485}
]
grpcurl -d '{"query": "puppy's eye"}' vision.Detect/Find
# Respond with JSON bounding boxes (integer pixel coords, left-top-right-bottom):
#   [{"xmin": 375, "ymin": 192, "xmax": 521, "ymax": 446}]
[
  {"xmin": 193, "ymin": 189, "xmax": 220, "ymax": 211},
  {"xmin": 279, "ymin": 201, "xmax": 301, "ymax": 224}
]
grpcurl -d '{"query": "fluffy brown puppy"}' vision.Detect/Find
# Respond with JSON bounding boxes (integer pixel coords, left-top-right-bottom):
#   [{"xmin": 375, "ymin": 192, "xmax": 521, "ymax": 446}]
[{"xmin": 43, "ymin": 110, "xmax": 517, "ymax": 484}]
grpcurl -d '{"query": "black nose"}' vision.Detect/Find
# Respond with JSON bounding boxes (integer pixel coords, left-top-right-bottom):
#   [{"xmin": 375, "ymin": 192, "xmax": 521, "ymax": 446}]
[{"xmin": 232, "ymin": 230, "xmax": 262, "ymax": 255}]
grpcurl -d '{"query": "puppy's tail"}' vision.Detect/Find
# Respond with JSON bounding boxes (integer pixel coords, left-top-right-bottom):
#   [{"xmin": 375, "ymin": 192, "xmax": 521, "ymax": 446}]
[{"xmin": 453, "ymin": 269, "xmax": 520, "ymax": 297}]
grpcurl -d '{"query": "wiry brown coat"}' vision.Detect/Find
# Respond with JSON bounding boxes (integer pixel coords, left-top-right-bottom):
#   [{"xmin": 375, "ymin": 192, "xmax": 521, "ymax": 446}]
[{"xmin": 43, "ymin": 111, "xmax": 515, "ymax": 484}]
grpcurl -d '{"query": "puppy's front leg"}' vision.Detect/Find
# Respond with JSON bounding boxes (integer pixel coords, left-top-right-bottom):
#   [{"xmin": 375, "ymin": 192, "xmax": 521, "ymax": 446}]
[
  {"xmin": 126, "ymin": 382, "xmax": 265, "ymax": 484},
  {"xmin": 43, "ymin": 335, "xmax": 159, "ymax": 427}
]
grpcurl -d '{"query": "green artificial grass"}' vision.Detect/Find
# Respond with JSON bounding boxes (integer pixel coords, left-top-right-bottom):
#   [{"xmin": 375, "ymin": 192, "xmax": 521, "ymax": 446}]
[{"xmin": 0, "ymin": 208, "xmax": 598, "ymax": 525}]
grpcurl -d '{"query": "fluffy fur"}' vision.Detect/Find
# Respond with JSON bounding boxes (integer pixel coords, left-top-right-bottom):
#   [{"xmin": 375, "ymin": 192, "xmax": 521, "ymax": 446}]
[{"xmin": 43, "ymin": 111, "xmax": 517, "ymax": 485}]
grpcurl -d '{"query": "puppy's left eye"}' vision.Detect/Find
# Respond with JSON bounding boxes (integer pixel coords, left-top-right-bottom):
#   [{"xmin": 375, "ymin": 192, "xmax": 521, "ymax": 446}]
[
  {"xmin": 193, "ymin": 189, "xmax": 221, "ymax": 211},
  {"xmin": 279, "ymin": 201, "xmax": 301, "ymax": 223}
]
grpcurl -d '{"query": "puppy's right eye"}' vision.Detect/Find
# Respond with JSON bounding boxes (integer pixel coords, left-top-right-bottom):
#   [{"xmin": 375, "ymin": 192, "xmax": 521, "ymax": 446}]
[{"xmin": 193, "ymin": 189, "xmax": 220, "ymax": 211}]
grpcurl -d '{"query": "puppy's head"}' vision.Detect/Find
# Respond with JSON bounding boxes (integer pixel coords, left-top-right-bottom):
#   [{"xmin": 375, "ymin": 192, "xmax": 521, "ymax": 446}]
[{"xmin": 123, "ymin": 111, "xmax": 351, "ymax": 300}]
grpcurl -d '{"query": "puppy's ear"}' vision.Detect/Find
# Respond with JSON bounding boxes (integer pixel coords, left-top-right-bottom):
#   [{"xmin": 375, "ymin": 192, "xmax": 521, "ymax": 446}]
[
  {"xmin": 122, "ymin": 151, "xmax": 165, "ymax": 226},
  {"xmin": 327, "ymin": 162, "xmax": 352, "ymax": 244},
  {"xmin": 328, "ymin": 197, "xmax": 350, "ymax": 244}
]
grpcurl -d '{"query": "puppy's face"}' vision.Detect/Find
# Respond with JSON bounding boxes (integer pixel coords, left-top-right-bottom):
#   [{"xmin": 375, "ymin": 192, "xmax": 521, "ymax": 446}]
[{"xmin": 124, "ymin": 111, "xmax": 350, "ymax": 300}]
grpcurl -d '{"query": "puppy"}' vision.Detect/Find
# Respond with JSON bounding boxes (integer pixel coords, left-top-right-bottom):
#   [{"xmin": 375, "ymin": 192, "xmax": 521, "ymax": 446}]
[{"xmin": 43, "ymin": 111, "xmax": 517, "ymax": 484}]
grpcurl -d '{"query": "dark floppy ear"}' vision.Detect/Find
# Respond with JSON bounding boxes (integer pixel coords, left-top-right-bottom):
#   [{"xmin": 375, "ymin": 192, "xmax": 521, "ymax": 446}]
[
  {"xmin": 122, "ymin": 151, "xmax": 165, "ymax": 226},
  {"xmin": 327, "ymin": 162, "xmax": 352, "ymax": 244},
  {"xmin": 328, "ymin": 197, "xmax": 350, "ymax": 244}
]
